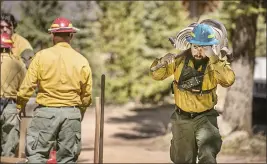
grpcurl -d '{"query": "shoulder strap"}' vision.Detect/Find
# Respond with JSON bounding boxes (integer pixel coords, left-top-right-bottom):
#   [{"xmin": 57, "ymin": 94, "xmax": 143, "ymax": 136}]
[
  {"xmin": 177, "ymin": 54, "xmax": 191, "ymax": 84},
  {"xmin": 198, "ymin": 59, "xmax": 208, "ymax": 92},
  {"xmin": 184, "ymin": 54, "xmax": 191, "ymax": 66}
]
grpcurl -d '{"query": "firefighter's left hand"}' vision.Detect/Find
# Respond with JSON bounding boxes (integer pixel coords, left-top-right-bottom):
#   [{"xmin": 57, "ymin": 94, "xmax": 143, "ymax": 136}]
[
  {"xmin": 17, "ymin": 107, "xmax": 25, "ymax": 119},
  {"xmin": 17, "ymin": 108, "xmax": 22, "ymax": 121},
  {"xmin": 203, "ymin": 46, "xmax": 214, "ymax": 57},
  {"xmin": 202, "ymin": 46, "xmax": 221, "ymax": 64}
]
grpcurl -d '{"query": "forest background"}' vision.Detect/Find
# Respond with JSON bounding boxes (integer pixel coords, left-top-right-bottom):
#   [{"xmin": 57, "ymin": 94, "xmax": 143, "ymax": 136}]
[{"xmin": 2, "ymin": 1, "xmax": 266, "ymax": 104}]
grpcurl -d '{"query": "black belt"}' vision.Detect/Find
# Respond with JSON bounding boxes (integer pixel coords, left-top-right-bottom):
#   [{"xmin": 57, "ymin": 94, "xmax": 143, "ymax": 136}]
[
  {"xmin": 38, "ymin": 105, "xmax": 78, "ymax": 108},
  {"xmin": 175, "ymin": 105, "xmax": 212, "ymax": 119}
]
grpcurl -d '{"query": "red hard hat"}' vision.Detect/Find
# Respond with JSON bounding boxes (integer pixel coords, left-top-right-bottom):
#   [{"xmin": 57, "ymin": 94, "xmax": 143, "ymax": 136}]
[
  {"xmin": 1, "ymin": 33, "xmax": 13, "ymax": 48},
  {"xmin": 48, "ymin": 17, "xmax": 79, "ymax": 33}
]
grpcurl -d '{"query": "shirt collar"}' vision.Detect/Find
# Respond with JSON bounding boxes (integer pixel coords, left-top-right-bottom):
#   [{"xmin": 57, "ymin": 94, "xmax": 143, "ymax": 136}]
[
  {"xmin": 1, "ymin": 52, "xmax": 12, "ymax": 57},
  {"xmin": 55, "ymin": 42, "xmax": 72, "ymax": 48}
]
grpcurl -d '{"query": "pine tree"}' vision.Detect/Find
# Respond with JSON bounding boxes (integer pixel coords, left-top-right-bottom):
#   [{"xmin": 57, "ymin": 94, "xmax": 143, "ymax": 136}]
[
  {"xmin": 96, "ymin": 1, "xmax": 192, "ymax": 104},
  {"xmin": 71, "ymin": 1, "xmax": 104, "ymax": 100},
  {"xmin": 16, "ymin": 1, "xmax": 63, "ymax": 53},
  {"xmin": 139, "ymin": 1, "xmax": 192, "ymax": 103},
  {"xmin": 95, "ymin": 1, "xmax": 146, "ymax": 103}
]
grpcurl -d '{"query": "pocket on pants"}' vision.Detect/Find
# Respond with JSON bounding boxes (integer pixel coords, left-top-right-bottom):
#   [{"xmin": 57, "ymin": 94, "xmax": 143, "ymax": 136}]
[
  {"xmin": 170, "ymin": 136, "xmax": 194, "ymax": 163},
  {"xmin": 171, "ymin": 123, "xmax": 186, "ymax": 141},
  {"xmin": 204, "ymin": 114, "xmax": 219, "ymax": 130},
  {"xmin": 75, "ymin": 133, "xmax": 81, "ymax": 155},
  {"xmin": 68, "ymin": 112, "xmax": 81, "ymax": 120},
  {"xmin": 30, "ymin": 111, "xmax": 55, "ymax": 129},
  {"xmin": 170, "ymin": 114, "xmax": 189, "ymax": 141},
  {"xmin": 170, "ymin": 139, "xmax": 176, "ymax": 162},
  {"xmin": 196, "ymin": 117, "xmax": 222, "ymax": 154},
  {"xmin": 27, "ymin": 111, "xmax": 56, "ymax": 150},
  {"xmin": 34, "ymin": 110, "xmax": 55, "ymax": 119}
]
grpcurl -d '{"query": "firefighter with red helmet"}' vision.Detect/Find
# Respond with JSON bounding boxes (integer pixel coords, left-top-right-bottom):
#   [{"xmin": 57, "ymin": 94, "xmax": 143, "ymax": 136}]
[
  {"xmin": 1, "ymin": 33, "xmax": 14, "ymax": 48},
  {"xmin": 0, "ymin": 33, "xmax": 27, "ymax": 157},
  {"xmin": 16, "ymin": 17, "xmax": 92, "ymax": 163},
  {"xmin": 1, "ymin": 12, "xmax": 34, "ymax": 68}
]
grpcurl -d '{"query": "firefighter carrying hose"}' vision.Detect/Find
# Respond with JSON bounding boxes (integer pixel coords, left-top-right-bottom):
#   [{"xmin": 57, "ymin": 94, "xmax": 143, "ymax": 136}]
[
  {"xmin": 150, "ymin": 22, "xmax": 235, "ymax": 163},
  {"xmin": 16, "ymin": 17, "xmax": 93, "ymax": 163},
  {"xmin": 0, "ymin": 33, "xmax": 27, "ymax": 157}
]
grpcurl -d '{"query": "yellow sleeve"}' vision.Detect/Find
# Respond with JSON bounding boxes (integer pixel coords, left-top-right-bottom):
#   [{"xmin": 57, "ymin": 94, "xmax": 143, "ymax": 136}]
[
  {"xmin": 17, "ymin": 63, "xmax": 27, "ymax": 89},
  {"xmin": 12, "ymin": 33, "xmax": 33, "ymax": 58},
  {"xmin": 79, "ymin": 63, "xmax": 93, "ymax": 111},
  {"xmin": 208, "ymin": 55, "xmax": 235, "ymax": 87},
  {"xmin": 149, "ymin": 55, "xmax": 185, "ymax": 81},
  {"xmin": 16, "ymin": 54, "xmax": 39, "ymax": 109},
  {"xmin": 149, "ymin": 58, "xmax": 176, "ymax": 81},
  {"xmin": 20, "ymin": 49, "xmax": 35, "ymax": 69}
]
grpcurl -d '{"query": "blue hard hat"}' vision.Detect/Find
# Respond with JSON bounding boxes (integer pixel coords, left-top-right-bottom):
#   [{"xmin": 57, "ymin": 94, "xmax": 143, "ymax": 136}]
[{"xmin": 186, "ymin": 24, "xmax": 219, "ymax": 46}]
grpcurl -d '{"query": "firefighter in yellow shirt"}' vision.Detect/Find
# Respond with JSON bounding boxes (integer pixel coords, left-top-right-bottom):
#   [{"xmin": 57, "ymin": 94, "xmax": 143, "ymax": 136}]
[
  {"xmin": 0, "ymin": 33, "xmax": 27, "ymax": 157},
  {"xmin": 16, "ymin": 17, "xmax": 92, "ymax": 163},
  {"xmin": 1, "ymin": 12, "xmax": 34, "ymax": 68},
  {"xmin": 150, "ymin": 23, "xmax": 235, "ymax": 163}
]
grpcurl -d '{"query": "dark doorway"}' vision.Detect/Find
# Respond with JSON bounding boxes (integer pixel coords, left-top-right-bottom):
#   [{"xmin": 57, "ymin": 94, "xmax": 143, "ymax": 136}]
[{"xmin": 252, "ymin": 97, "xmax": 267, "ymax": 134}]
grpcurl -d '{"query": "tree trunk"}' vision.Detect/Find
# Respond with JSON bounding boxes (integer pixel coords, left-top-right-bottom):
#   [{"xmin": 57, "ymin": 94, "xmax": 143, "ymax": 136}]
[
  {"xmin": 189, "ymin": 1, "xmax": 197, "ymax": 18},
  {"xmin": 223, "ymin": 0, "xmax": 260, "ymax": 135},
  {"xmin": 223, "ymin": 56, "xmax": 255, "ymax": 134}
]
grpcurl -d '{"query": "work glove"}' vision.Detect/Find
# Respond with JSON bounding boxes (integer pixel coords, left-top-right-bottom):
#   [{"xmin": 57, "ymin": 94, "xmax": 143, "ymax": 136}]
[
  {"xmin": 205, "ymin": 46, "xmax": 219, "ymax": 64},
  {"xmin": 221, "ymin": 46, "xmax": 233, "ymax": 61},
  {"xmin": 204, "ymin": 45, "xmax": 216, "ymax": 57},
  {"xmin": 159, "ymin": 53, "xmax": 175, "ymax": 66}
]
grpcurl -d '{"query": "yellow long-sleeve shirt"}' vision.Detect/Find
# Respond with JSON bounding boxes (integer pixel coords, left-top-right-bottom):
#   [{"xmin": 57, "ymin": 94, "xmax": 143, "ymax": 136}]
[
  {"xmin": 150, "ymin": 49, "xmax": 235, "ymax": 113},
  {"xmin": 16, "ymin": 42, "xmax": 93, "ymax": 110},
  {"xmin": 1, "ymin": 52, "xmax": 27, "ymax": 99},
  {"xmin": 11, "ymin": 33, "xmax": 33, "ymax": 59}
]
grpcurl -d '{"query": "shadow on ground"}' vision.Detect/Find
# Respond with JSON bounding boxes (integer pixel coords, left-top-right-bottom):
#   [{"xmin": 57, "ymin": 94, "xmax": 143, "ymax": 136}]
[
  {"xmin": 81, "ymin": 147, "xmax": 94, "ymax": 151},
  {"xmin": 107, "ymin": 104, "xmax": 175, "ymax": 140}
]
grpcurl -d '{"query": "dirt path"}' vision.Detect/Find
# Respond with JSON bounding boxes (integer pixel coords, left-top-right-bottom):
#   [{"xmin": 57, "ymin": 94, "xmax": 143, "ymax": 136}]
[{"xmin": 78, "ymin": 104, "xmax": 266, "ymax": 163}]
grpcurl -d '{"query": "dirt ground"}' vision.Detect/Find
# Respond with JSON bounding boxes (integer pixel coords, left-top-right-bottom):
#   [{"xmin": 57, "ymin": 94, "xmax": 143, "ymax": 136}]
[{"xmin": 77, "ymin": 103, "xmax": 266, "ymax": 163}]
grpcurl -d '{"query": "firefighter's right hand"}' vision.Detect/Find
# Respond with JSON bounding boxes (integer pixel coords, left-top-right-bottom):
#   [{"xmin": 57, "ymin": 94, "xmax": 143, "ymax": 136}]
[{"xmin": 159, "ymin": 53, "xmax": 175, "ymax": 66}]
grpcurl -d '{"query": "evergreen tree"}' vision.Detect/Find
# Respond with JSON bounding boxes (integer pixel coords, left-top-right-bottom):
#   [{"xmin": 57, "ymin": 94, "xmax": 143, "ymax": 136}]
[
  {"xmin": 16, "ymin": 1, "xmax": 63, "ymax": 53},
  {"xmin": 255, "ymin": 14, "xmax": 266, "ymax": 57},
  {"xmin": 96, "ymin": 1, "xmax": 191, "ymax": 104},
  {"xmin": 96, "ymin": 1, "xmax": 146, "ymax": 103},
  {"xmin": 71, "ymin": 1, "xmax": 104, "ymax": 100},
  {"xmin": 139, "ymin": 1, "xmax": 191, "ymax": 103}
]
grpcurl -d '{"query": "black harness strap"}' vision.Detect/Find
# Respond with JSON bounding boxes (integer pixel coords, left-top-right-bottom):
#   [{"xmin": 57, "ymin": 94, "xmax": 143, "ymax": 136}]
[{"xmin": 172, "ymin": 55, "xmax": 213, "ymax": 95}]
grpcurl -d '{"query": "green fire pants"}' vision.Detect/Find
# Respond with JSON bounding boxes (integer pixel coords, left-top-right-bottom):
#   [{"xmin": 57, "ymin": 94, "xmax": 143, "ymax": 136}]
[
  {"xmin": 170, "ymin": 108, "xmax": 222, "ymax": 164},
  {"xmin": 1, "ymin": 103, "xmax": 20, "ymax": 157},
  {"xmin": 26, "ymin": 106, "xmax": 82, "ymax": 163}
]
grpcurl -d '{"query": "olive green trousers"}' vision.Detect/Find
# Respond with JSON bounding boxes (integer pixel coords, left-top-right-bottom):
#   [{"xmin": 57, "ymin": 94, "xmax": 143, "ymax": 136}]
[
  {"xmin": 170, "ymin": 108, "xmax": 222, "ymax": 164},
  {"xmin": 0, "ymin": 103, "xmax": 20, "ymax": 157},
  {"xmin": 26, "ymin": 107, "xmax": 82, "ymax": 163}
]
